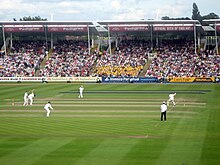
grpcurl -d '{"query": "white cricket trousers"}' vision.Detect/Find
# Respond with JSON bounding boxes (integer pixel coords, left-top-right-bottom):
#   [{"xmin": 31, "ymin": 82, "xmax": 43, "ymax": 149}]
[
  {"xmin": 79, "ymin": 92, "xmax": 83, "ymax": 98},
  {"xmin": 45, "ymin": 108, "xmax": 51, "ymax": 117},
  {"xmin": 23, "ymin": 98, "xmax": 28, "ymax": 106},
  {"xmin": 29, "ymin": 98, "xmax": 33, "ymax": 105},
  {"xmin": 167, "ymin": 99, "xmax": 175, "ymax": 106}
]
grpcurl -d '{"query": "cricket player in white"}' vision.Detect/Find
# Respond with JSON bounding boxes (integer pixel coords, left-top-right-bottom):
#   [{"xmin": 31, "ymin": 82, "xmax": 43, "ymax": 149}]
[
  {"xmin": 44, "ymin": 101, "xmax": 53, "ymax": 117},
  {"xmin": 28, "ymin": 90, "xmax": 35, "ymax": 105},
  {"xmin": 78, "ymin": 85, "xmax": 84, "ymax": 98},
  {"xmin": 23, "ymin": 91, "xmax": 28, "ymax": 106},
  {"xmin": 167, "ymin": 93, "xmax": 176, "ymax": 106},
  {"xmin": 161, "ymin": 101, "xmax": 167, "ymax": 121}
]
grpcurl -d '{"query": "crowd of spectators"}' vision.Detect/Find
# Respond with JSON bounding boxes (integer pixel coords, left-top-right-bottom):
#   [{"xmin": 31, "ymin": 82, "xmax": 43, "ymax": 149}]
[
  {"xmin": 94, "ymin": 40, "xmax": 150, "ymax": 77},
  {"xmin": 0, "ymin": 39, "xmax": 219, "ymax": 78},
  {"xmin": 39, "ymin": 40, "xmax": 97, "ymax": 77},
  {"xmin": 0, "ymin": 40, "xmax": 47, "ymax": 77},
  {"xmin": 146, "ymin": 40, "xmax": 220, "ymax": 77}
]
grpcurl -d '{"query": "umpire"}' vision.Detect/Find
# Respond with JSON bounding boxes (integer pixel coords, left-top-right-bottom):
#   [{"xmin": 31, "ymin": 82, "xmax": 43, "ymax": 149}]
[{"xmin": 161, "ymin": 101, "xmax": 167, "ymax": 121}]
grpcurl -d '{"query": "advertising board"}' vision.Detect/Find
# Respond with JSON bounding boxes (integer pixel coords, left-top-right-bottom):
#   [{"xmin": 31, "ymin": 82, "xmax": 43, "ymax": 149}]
[{"xmin": 102, "ymin": 77, "xmax": 158, "ymax": 83}]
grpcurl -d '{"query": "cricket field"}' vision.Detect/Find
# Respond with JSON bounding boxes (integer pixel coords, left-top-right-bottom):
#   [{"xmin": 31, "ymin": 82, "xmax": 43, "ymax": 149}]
[{"xmin": 0, "ymin": 83, "xmax": 219, "ymax": 165}]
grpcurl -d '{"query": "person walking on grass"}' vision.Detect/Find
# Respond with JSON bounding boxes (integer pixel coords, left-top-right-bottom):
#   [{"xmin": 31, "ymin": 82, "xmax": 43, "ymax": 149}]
[
  {"xmin": 167, "ymin": 93, "xmax": 176, "ymax": 106},
  {"xmin": 44, "ymin": 101, "xmax": 53, "ymax": 117},
  {"xmin": 28, "ymin": 89, "xmax": 35, "ymax": 105},
  {"xmin": 161, "ymin": 101, "xmax": 167, "ymax": 121},
  {"xmin": 78, "ymin": 85, "xmax": 84, "ymax": 98},
  {"xmin": 23, "ymin": 91, "xmax": 28, "ymax": 106}
]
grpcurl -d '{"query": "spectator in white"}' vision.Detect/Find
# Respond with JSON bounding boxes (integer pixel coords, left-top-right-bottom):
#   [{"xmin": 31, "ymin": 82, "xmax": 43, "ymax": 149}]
[
  {"xmin": 78, "ymin": 85, "xmax": 84, "ymax": 98},
  {"xmin": 28, "ymin": 89, "xmax": 35, "ymax": 105},
  {"xmin": 44, "ymin": 101, "xmax": 53, "ymax": 117},
  {"xmin": 167, "ymin": 93, "xmax": 176, "ymax": 106},
  {"xmin": 23, "ymin": 91, "xmax": 28, "ymax": 106},
  {"xmin": 161, "ymin": 101, "xmax": 168, "ymax": 121}
]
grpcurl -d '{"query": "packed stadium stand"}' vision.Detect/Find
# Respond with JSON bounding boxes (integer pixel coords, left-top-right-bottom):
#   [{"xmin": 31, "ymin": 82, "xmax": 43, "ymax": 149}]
[
  {"xmin": 0, "ymin": 20, "xmax": 219, "ymax": 79},
  {"xmin": 146, "ymin": 39, "xmax": 220, "ymax": 77},
  {"xmin": 39, "ymin": 40, "xmax": 97, "ymax": 77},
  {"xmin": 94, "ymin": 40, "xmax": 150, "ymax": 77},
  {"xmin": 0, "ymin": 40, "xmax": 46, "ymax": 77}
]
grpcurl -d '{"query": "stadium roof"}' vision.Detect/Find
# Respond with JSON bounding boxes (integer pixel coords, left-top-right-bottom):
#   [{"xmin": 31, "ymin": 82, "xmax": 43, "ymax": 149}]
[
  {"xmin": 1, "ymin": 20, "xmax": 211, "ymax": 37},
  {"xmin": 202, "ymin": 26, "xmax": 215, "ymax": 31},
  {"xmin": 0, "ymin": 21, "xmax": 93, "ymax": 26},
  {"xmin": 0, "ymin": 20, "xmax": 200, "ymax": 26},
  {"xmin": 97, "ymin": 19, "xmax": 200, "ymax": 26}
]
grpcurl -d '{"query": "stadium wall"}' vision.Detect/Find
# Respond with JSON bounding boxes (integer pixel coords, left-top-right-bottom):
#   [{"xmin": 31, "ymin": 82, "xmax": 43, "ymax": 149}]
[
  {"xmin": 0, "ymin": 76, "xmax": 218, "ymax": 83},
  {"xmin": 0, "ymin": 77, "xmax": 102, "ymax": 83}
]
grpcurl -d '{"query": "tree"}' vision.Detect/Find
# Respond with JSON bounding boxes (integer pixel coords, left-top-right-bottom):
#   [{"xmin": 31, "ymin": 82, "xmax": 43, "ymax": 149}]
[
  {"xmin": 202, "ymin": 12, "xmax": 219, "ymax": 20},
  {"xmin": 161, "ymin": 16, "xmax": 170, "ymax": 20},
  {"xmin": 161, "ymin": 16, "xmax": 191, "ymax": 20},
  {"xmin": 18, "ymin": 16, "xmax": 47, "ymax": 21},
  {"xmin": 192, "ymin": 2, "xmax": 202, "ymax": 23}
]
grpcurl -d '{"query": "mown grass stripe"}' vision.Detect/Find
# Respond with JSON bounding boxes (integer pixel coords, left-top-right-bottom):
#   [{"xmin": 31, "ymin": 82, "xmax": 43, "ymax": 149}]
[
  {"xmin": 0, "ymin": 109, "xmax": 199, "ymax": 114},
  {"xmin": 5, "ymin": 104, "xmax": 206, "ymax": 108},
  {"xmin": 0, "ymin": 114, "xmax": 195, "ymax": 118},
  {"xmin": 5, "ymin": 100, "xmax": 207, "ymax": 104},
  {"xmin": 75, "ymin": 138, "xmax": 138, "ymax": 165},
  {"xmin": 0, "ymin": 138, "xmax": 73, "ymax": 165},
  {"xmin": 155, "ymin": 112, "xmax": 209, "ymax": 165},
  {"xmin": 32, "ymin": 138, "xmax": 105, "ymax": 165},
  {"xmin": 0, "ymin": 138, "xmax": 39, "ymax": 158}
]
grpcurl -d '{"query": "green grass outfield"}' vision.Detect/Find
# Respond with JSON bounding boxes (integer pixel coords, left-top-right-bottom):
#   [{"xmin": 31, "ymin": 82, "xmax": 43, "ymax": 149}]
[{"xmin": 0, "ymin": 83, "xmax": 219, "ymax": 165}]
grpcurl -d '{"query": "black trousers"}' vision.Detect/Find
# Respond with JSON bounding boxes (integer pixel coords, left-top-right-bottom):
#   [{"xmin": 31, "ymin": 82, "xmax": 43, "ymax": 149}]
[{"xmin": 161, "ymin": 111, "xmax": 166, "ymax": 121}]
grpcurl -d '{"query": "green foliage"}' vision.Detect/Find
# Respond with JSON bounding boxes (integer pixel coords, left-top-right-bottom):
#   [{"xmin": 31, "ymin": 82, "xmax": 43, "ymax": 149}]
[
  {"xmin": 192, "ymin": 3, "xmax": 219, "ymax": 25},
  {"xmin": 13, "ymin": 16, "xmax": 47, "ymax": 21},
  {"xmin": 161, "ymin": 2, "xmax": 219, "ymax": 25},
  {"xmin": 161, "ymin": 16, "xmax": 191, "ymax": 20},
  {"xmin": 192, "ymin": 2, "xmax": 202, "ymax": 21},
  {"xmin": 202, "ymin": 12, "xmax": 220, "ymax": 20}
]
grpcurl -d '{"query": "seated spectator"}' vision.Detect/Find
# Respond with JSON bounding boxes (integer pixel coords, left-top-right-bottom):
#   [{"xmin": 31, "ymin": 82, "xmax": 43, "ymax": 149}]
[
  {"xmin": 146, "ymin": 40, "xmax": 219, "ymax": 78},
  {"xmin": 0, "ymin": 40, "xmax": 47, "ymax": 77},
  {"xmin": 39, "ymin": 40, "xmax": 97, "ymax": 77},
  {"xmin": 94, "ymin": 40, "xmax": 149, "ymax": 77}
]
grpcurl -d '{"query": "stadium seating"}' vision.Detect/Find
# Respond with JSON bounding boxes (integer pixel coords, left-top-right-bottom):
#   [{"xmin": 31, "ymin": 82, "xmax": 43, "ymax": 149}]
[
  {"xmin": 146, "ymin": 40, "xmax": 220, "ymax": 77},
  {"xmin": 0, "ymin": 39, "xmax": 219, "ymax": 78},
  {"xmin": 0, "ymin": 40, "xmax": 46, "ymax": 77},
  {"xmin": 39, "ymin": 40, "xmax": 97, "ymax": 77},
  {"xmin": 94, "ymin": 40, "xmax": 149, "ymax": 77}
]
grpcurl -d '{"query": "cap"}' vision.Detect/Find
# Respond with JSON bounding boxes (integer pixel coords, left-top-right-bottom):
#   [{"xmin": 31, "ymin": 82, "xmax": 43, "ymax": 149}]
[
  {"xmin": 163, "ymin": 101, "xmax": 166, "ymax": 104},
  {"xmin": 48, "ymin": 101, "xmax": 51, "ymax": 103}
]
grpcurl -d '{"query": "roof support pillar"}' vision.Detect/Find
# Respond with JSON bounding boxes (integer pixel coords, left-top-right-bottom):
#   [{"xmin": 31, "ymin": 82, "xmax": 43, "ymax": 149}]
[
  {"xmin": 194, "ymin": 23, "xmax": 197, "ymax": 54},
  {"xmin": 2, "ymin": 25, "xmax": 7, "ymax": 56},
  {"xmin": 214, "ymin": 23, "xmax": 219, "ymax": 54},
  {"xmin": 44, "ymin": 25, "xmax": 48, "ymax": 51},
  {"xmin": 87, "ymin": 24, "xmax": 91, "ymax": 55},
  {"xmin": 50, "ymin": 32, "xmax": 53, "ymax": 50},
  {"xmin": 10, "ymin": 33, "xmax": 13, "ymax": 49},
  {"xmin": 150, "ymin": 24, "xmax": 153, "ymax": 49},
  {"xmin": 108, "ymin": 24, "xmax": 112, "ymax": 55}
]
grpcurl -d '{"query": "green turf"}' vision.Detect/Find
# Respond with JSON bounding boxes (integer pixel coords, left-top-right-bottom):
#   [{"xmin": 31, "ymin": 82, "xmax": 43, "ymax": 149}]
[{"xmin": 0, "ymin": 83, "xmax": 219, "ymax": 165}]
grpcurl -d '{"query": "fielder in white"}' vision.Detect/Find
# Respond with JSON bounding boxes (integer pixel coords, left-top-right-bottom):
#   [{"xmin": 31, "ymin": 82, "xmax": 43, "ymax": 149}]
[
  {"xmin": 167, "ymin": 93, "xmax": 176, "ymax": 106},
  {"xmin": 44, "ymin": 101, "xmax": 53, "ymax": 117},
  {"xmin": 28, "ymin": 90, "xmax": 35, "ymax": 105},
  {"xmin": 23, "ymin": 91, "xmax": 28, "ymax": 106},
  {"xmin": 78, "ymin": 85, "xmax": 84, "ymax": 98}
]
